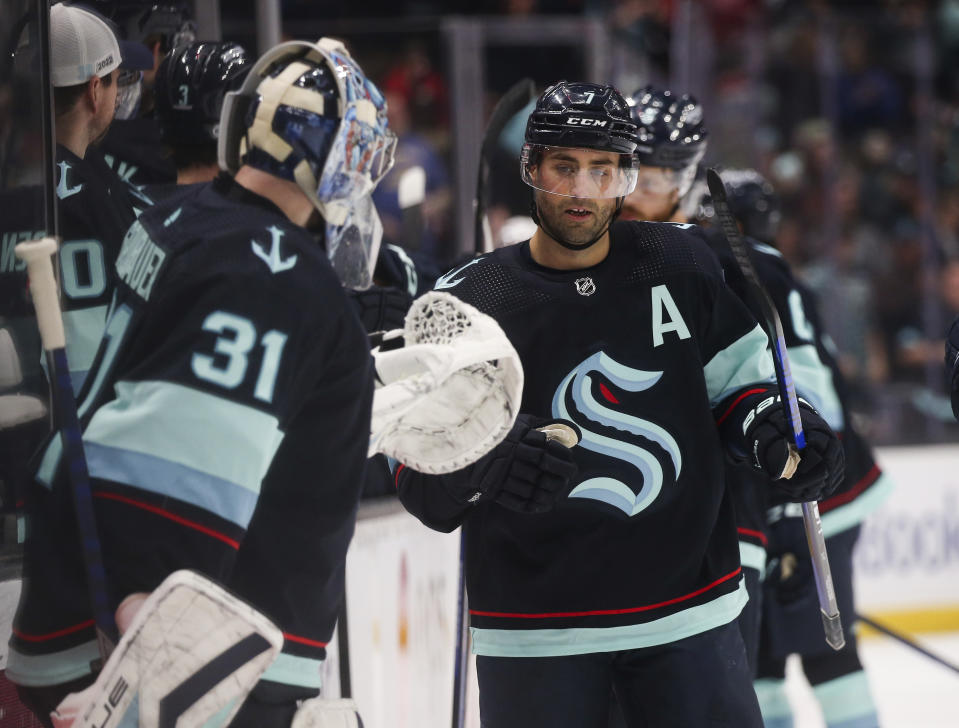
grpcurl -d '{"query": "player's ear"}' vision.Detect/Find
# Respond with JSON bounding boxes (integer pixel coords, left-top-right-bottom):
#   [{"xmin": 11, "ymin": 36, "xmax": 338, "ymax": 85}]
[{"xmin": 86, "ymin": 75, "xmax": 102, "ymax": 113}]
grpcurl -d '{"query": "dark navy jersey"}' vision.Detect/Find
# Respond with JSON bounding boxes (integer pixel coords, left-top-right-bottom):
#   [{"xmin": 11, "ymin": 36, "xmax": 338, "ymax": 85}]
[
  {"xmin": 9, "ymin": 174, "xmax": 374, "ymax": 697},
  {"xmin": 97, "ymin": 117, "xmax": 177, "ymax": 187},
  {"xmin": 699, "ymin": 226, "xmax": 892, "ymax": 537},
  {"xmin": 399, "ymin": 220, "xmax": 777, "ymax": 657}
]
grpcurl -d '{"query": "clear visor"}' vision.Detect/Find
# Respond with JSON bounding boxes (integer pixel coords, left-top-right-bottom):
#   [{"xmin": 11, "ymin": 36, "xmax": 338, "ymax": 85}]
[
  {"xmin": 326, "ymin": 194, "xmax": 384, "ymax": 290},
  {"xmin": 521, "ymin": 144, "xmax": 638, "ymax": 199},
  {"xmin": 115, "ymin": 70, "xmax": 143, "ymax": 121}
]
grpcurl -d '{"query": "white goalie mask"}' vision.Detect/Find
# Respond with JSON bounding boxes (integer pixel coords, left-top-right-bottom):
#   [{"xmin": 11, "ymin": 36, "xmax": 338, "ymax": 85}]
[{"xmin": 218, "ymin": 38, "xmax": 397, "ymax": 289}]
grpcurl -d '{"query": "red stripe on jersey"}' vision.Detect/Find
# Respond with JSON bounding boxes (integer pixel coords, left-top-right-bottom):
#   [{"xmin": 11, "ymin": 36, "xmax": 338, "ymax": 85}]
[
  {"xmin": 14, "ymin": 619, "xmax": 95, "ymax": 642},
  {"xmin": 819, "ymin": 464, "xmax": 881, "ymax": 514},
  {"xmin": 737, "ymin": 527, "xmax": 768, "ymax": 546},
  {"xmin": 599, "ymin": 382, "xmax": 619, "ymax": 404},
  {"xmin": 716, "ymin": 388, "xmax": 769, "ymax": 426},
  {"xmin": 470, "ymin": 567, "xmax": 743, "ymax": 619},
  {"xmin": 93, "ymin": 491, "xmax": 241, "ymax": 549},
  {"xmin": 283, "ymin": 632, "xmax": 328, "ymax": 648},
  {"xmin": 394, "ymin": 463, "xmax": 406, "ymax": 490}
]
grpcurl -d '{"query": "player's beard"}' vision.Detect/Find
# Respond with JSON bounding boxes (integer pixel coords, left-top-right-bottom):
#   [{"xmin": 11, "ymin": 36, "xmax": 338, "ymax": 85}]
[{"xmin": 535, "ymin": 191, "xmax": 617, "ymax": 249}]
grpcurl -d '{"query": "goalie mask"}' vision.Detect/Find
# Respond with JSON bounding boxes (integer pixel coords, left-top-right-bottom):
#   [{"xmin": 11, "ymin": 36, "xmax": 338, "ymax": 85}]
[{"xmin": 218, "ymin": 38, "xmax": 397, "ymax": 289}]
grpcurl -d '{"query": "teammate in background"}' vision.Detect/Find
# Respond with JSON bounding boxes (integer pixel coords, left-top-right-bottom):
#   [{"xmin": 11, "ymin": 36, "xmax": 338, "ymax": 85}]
[
  {"xmin": 947, "ymin": 315, "xmax": 959, "ymax": 420},
  {"xmin": 43, "ymin": 2, "xmax": 151, "ymax": 390},
  {"xmin": 152, "ymin": 40, "xmax": 250, "ymax": 187},
  {"xmin": 722, "ymin": 172, "xmax": 891, "ymax": 728},
  {"xmin": 397, "ymin": 81, "xmax": 843, "ymax": 727},
  {"xmin": 623, "ymin": 84, "xmax": 888, "ymax": 727},
  {"xmin": 8, "ymin": 37, "xmax": 396, "ymax": 728},
  {"xmin": 95, "ymin": 1, "xmax": 196, "ymax": 186}
]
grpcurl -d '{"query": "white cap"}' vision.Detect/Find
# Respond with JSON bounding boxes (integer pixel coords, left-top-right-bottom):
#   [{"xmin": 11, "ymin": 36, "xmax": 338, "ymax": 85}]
[{"xmin": 50, "ymin": 2, "xmax": 122, "ymax": 87}]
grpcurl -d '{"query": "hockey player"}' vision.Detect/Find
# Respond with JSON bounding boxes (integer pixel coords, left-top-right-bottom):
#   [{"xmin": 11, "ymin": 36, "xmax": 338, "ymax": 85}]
[
  {"xmin": 623, "ymin": 84, "xmax": 888, "ymax": 726},
  {"xmin": 94, "ymin": 2, "xmax": 196, "ymax": 186},
  {"xmin": 721, "ymin": 171, "xmax": 892, "ymax": 728},
  {"xmin": 948, "ymin": 315, "xmax": 959, "ymax": 419},
  {"xmin": 8, "ymin": 37, "xmax": 396, "ymax": 728},
  {"xmin": 396, "ymin": 81, "xmax": 843, "ymax": 728},
  {"xmin": 39, "ymin": 2, "xmax": 151, "ymax": 391},
  {"xmin": 152, "ymin": 41, "xmax": 250, "ymax": 187}
]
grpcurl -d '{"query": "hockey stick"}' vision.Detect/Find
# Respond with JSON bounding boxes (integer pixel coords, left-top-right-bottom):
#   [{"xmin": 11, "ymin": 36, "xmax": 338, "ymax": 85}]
[
  {"xmin": 856, "ymin": 613, "xmax": 959, "ymax": 676},
  {"xmin": 398, "ymin": 165, "xmax": 426, "ymax": 254},
  {"xmin": 15, "ymin": 238, "xmax": 119, "ymax": 664},
  {"xmin": 705, "ymin": 168, "xmax": 844, "ymax": 652},
  {"xmin": 474, "ymin": 78, "xmax": 537, "ymax": 253}
]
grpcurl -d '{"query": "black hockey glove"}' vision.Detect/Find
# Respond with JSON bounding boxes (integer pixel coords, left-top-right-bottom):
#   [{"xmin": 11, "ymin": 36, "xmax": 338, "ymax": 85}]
[
  {"xmin": 725, "ymin": 390, "xmax": 844, "ymax": 503},
  {"xmin": 946, "ymin": 315, "xmax": 959, "ymax": 420},
  {"xmin": 348, "ymin": 285, "xmax": 414, "ymax": 334},
  {"xmin": 450, "ymin": 415, "xmax": 578, "ymax": 514}
]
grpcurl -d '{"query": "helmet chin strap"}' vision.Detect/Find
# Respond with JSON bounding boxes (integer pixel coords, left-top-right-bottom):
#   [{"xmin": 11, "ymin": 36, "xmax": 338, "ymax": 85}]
[{"xmin": 529, "ymin": 192, "xmax": 625, "ymax": 251}]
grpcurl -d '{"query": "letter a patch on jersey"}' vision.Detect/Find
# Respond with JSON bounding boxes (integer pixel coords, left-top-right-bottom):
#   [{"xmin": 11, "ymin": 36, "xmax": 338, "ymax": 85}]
[
  {"xmin": 651, "ymin": 284, "xmax": 690, "ymax": 348},
  {"xmin": 252, "ymin": 226, "xmax": 297, "ymax": 274}
]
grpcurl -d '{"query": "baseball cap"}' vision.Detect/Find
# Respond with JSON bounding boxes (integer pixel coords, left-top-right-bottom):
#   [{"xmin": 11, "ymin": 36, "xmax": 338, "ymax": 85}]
[{"xmin": 50, "ymin": 3, "xmax": 152, "ymax": 87}]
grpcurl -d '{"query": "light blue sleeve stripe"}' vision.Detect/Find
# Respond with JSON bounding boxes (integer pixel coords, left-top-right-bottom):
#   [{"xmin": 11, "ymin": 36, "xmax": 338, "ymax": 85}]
[
  {"xmin": 470, "ymin": 580, "xmax": 747, "ymax": 657},
  {"xmin": 63, "ymin": 304, "xmax": 108, "ymax": 387},
  {"xmin": 85, "ymin": 442, "xmax": 259, "ymax": 527},
  {"xmin": 260, "ymin": 651, "xmax": 324, "ymax": 690},
  {"xmin": 812, "ymin": 670, "xmax": 878, "ymax": 725},
  {"xmin": 83, "ymin": 380, "xmax": 284, "ymax": 499},
  {"xmin": 787, "ymin": 344, "xmax": 844, "ymax": 430},
  {"xmin": 821, "ymin": 473, "xmax": 895, "ymax": 538},
  {"xmin": 704, "ymin": 325, "xmax": 776, "ymax": 406},
  {"xmin": 6, "ymin": 641, "xmax": 98, "ymax": 687},
  {"xmin": 739, "ymin": 541, "xmax": 767, "ymax": 572},
  {"xmin": 36, "ymin": 436, "xmax": 63, "ymax": 488}
]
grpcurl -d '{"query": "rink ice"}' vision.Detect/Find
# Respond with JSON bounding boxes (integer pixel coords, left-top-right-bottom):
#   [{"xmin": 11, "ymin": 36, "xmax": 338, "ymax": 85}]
[{"xmin": 785, "ymin": 631, "xmax": 959, "ymax": 727}]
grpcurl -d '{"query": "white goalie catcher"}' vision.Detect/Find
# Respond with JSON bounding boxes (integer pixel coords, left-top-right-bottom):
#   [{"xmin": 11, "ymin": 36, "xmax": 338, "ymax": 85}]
[{"xmin": 369, "ymin": 290, "xmax": 524, "ymax": 474}]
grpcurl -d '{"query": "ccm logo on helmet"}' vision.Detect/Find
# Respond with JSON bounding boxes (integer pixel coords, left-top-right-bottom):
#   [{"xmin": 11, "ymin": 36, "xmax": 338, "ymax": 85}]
[{"xmin": 566, "ymin": 117, "xmax": 607, "ymax": 127}]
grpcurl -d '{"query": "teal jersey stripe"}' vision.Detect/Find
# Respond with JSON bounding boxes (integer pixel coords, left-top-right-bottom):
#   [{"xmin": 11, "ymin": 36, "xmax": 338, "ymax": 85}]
[
  {"xmin": 754, "ymin": 678, "xmax": 792, "ymax": 721},
  {"xmin": 813, "ymin": 670, "xmax": 878, "ymax": 726},
  {"xmin": 739, "ymin": 541, "xmax": 767, "ymax": 572},
  {"xmin": 260, "ymin": 651, "xmax": 324, "ymax": 690},
  {"xmin": 704, "ymin": 325, "xmax": 775, "ymax": 406},
  {"xmin": 36, "ymin": 435, "xmax": 63, "ymax": 487},
  {"xmin": 83, "ymin": 380, "xmax": 284, "ymax": 498},
  {"xmin": 821, "ymin": 472, "xmax": 894, "ymax": 538},
  {"xmin": 85, "ymin": 441, "xmax": 259, "ymax": 527},
  {"xmin": 469, "ymin": 580, "xmax": 747, "ymax": 657},
  {"xmin": 787, "ymin": 343, "xmax": 844, "ymax": 430},
  {"xmin": 6, "ymin": 640, "xmax": 98, "ymax": 686},
  {"xmin": 62, "ymin": 304, "xmax": 108, "ymax": 387}
]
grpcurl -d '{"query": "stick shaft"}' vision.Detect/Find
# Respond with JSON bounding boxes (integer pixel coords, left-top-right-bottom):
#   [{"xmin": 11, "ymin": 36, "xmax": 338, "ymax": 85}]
[
  {"xmin": 706, "ymin": 169, "xmax": 843, "ymax": 650},
  {"xmin": 16, "ymin": 237, "xmax": 118, "ymax": 660},
  {"xmin": 856, "ymin": 614, "xmax": 959, "ymax": 675}
]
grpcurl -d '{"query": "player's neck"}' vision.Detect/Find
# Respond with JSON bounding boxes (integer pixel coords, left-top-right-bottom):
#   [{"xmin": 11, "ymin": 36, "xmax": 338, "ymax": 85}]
[
  {"xmin": 234, "ymin": 166, "xmax": 315, "ymax": 227},
  {"xmin": 669, "ymin": 210, "xmax": 689, "ymax": 224},
  {"xmin": 55, "ymin": 116, "xmax": 90, "ymax": 159},
  {"xmin": 177, "ymin": 163, "xmax": 219, "ymax": 185},
  {"xmin": 529, "ymin": 228, "xmax": 610, "ymax": 270}
]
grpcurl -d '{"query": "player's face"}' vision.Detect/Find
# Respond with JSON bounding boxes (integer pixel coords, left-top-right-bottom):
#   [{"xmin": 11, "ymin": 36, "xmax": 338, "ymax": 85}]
[
  {"xmin": 621, "ymin": 164, "xmax": 680, "ymax": 222},
  {"xmin": 91, "ymin": 70, "xmax": 119, "ymax": 145},
  {"xmin": 532, "ymin": 148, "xmax": 620, "ymax": 246}
]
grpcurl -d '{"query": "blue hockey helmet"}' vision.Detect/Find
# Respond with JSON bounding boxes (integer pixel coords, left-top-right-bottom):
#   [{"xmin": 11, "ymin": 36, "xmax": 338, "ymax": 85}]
[
  {"xmin": 720, "ymin": 168, "xmax": 782, "ymax": 245},
  {"xmin": 219, "ymin": 38, "xmax": 397, "ymax": 288}
]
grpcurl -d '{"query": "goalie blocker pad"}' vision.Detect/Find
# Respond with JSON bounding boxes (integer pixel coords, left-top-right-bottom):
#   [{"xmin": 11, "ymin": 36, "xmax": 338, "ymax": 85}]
[
  {"xmin": 53, "ymin": 570, "xmax": 283, "ymax": 728},
  {"xmin": 369, "ymin": 291, "xmax": 523, "ymax": 474}
]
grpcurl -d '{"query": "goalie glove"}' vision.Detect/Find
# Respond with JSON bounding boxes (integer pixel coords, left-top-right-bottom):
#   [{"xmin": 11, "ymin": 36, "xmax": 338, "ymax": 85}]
[
  {"xmin": 369, "ymin": 291, "xmax": 523, "ymax": 474},
  {"xmin": 447, "ymin": 414, "xmax": 579, "ymax": 514},
  {"xmin": 722, "ymin": 390, "xmax": 844, "ymax": 503}
]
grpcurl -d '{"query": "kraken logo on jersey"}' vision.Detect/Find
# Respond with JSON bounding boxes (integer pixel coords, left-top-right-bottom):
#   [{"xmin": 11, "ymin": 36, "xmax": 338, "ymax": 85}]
[
  {"xmin": 552, "ymin": 351, "xmax": 682, "ymax": 517},
  {"xmin": 252, "ymin": 226, "xmax": 297, "ymax": 274}
]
